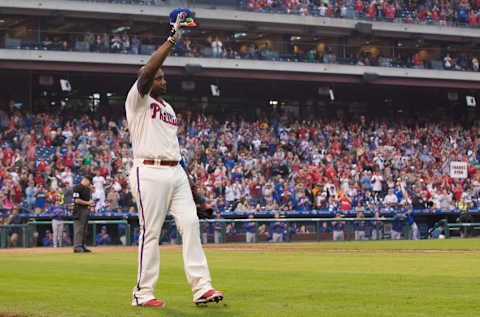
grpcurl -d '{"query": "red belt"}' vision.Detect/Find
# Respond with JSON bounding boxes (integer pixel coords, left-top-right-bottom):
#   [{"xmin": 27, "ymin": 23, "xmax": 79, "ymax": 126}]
[{"xmin": 143, "ymin": 159, "xmax": 179, "ymax": 166}]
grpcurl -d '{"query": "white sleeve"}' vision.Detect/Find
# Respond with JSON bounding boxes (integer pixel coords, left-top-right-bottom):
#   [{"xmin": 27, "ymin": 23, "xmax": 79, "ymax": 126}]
[{"xmin": 126, "ymin": 80, "xmax": 151, "ymax": 113}]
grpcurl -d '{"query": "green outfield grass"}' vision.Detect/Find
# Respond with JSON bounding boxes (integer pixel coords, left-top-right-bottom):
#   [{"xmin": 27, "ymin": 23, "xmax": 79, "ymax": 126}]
[{"xmin": 1, "ymin": 239, "xmax": 480, "ymax": 317}]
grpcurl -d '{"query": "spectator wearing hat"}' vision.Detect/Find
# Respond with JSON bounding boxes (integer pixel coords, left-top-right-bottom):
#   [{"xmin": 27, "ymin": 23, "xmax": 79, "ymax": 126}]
[
  {"xmin": 48, "ymin": 198, "xmax": 66, "ymax": 247},
  {"xmin": 62, "ymin": 230, "xmax": 72, "ymax": 246},
  {"xmin": 42, "ymin": 230, "xmax": 53, "ymax": 247},
  {"xmin": 96, "ymin": 226, "xmax": 111, "ymax": 246},
  {"xmin": 280, "ymin": 190, "xmax": 294, "ymax": 211}
]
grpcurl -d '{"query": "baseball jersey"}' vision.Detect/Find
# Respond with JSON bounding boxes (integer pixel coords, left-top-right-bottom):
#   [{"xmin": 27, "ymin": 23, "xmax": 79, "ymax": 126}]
[
  {"xmin": 125, "ymin": 81, "xmax": 181, "ymax": 161},
  {"xmin": 49, "ymin": 205, "xmax": 66, "ymax": 220},
  {"xmin": 92, "ymin": 176, "xmax": 106, "ymax": 192}
]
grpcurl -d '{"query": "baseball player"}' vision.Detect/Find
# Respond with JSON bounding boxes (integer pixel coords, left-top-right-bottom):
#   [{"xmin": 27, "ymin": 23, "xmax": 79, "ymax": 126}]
[
  {"xmin": 332, "ymin": 211, "xmax": 345, "ymax": 241},
  {"xmin": 391, "ymin": 210, "xmax": 404, "ymax": 240},
  {"xmin": 126, "ymin": 11, "xmax": 223, "ymax": 307},
  {"xmin": 48, "ymin": 198, "xmax": 66, "ymax": 247}
]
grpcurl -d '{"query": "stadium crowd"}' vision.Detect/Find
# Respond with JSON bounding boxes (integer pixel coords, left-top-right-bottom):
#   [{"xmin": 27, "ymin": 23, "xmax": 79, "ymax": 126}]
[
  {"xmin": 0, "ymin": 102, "xmax": 479, "ymax": 221},
  {"xmin": 243, "ymin": 0, "xmax": 480, "ymax": 27},
  {"xmin": 5, "ymin": 30, "xmax": 480, "ymax": 73},
  {"xmin": 71, "ymin": 0, "xmax": 480, "ymax": 28}
]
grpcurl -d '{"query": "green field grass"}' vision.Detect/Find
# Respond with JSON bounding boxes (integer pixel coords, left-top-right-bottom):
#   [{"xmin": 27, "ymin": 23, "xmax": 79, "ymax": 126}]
[{"xmin": 1, "ymin": 239, "xmax": 480, "ymax": 317}]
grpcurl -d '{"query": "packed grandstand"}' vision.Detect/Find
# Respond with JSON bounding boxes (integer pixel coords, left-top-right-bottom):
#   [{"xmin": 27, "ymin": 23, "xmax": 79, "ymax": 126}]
[
  {"xmin": 0, "ymin": 105, "xmax": 479, "ymax": 216},
  {"xmin": 69, "ymin": 0, "xmax": 480, "ymax": 28}
]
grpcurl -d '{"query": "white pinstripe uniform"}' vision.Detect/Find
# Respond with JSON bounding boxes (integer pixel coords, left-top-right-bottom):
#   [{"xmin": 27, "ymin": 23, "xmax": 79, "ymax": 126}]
[{"xmin": 126, "ymin": 81, "xmax": 213, "ymax": 305}]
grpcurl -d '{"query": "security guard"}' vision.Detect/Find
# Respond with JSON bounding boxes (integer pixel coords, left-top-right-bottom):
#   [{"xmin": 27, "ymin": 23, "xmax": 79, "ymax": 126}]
[{"xmin": 73, "ymin": 177, "xmax": 94, "ymax": 253}]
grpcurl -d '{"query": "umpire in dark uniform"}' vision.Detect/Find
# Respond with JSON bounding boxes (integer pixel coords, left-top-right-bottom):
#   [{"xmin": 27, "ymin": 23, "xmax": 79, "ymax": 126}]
[{"xmin": 73, "ymin": 177, "xmax": 94, "ymax": 253}]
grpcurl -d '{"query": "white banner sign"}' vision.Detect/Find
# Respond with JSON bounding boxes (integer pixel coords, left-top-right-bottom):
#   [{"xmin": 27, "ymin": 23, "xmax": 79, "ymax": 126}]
[{"xmin": 450, "ymin": 161, "xmax": 468, "ymax": 179}]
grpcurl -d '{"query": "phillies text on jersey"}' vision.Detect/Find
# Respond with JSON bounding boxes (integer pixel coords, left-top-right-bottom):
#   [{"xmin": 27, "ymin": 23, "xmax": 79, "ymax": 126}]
[{"xmin": 125, "ymin": 81, "xmax": 181, "ymax": 161}]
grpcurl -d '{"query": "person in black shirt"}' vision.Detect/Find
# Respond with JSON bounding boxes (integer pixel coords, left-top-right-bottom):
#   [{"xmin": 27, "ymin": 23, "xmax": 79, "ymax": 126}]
[{"xmin": 72, "ymin": 177, "xmax": 94, "ymax": 253}]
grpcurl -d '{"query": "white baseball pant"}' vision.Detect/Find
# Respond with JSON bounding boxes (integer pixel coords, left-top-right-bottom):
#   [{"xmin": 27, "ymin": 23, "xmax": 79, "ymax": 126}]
[
  {"xmin": 354, "ymin": 230, "xmax": 366, "ymax": 241},
  {"xmin": 246, "ymin": 231, "xmax": 256, "ymax": 243},
  {"xmin": 272, "ymin": 232, "xmax": 283, "ymax": 242},
  {"xmin": 130, "ymin": 163, "xmax": 213, "ymax": 305},
  {"xmin": 52, "ymin": 219, "xmax": 64, "ymax": 247},
  {"xmin": 409, "ymin": 223, "xmax": 419, "ymax": 240},
  {"xmin": 391, "ymin": 230, "xmax": 402, "ymax": 240},
  {"xmin": 333, "ymin": 230, "xmax": 344, "ymax": 241}
]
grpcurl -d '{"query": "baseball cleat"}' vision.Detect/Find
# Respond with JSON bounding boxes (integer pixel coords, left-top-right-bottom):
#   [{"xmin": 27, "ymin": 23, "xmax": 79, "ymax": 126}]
[
  {"xmin": 195, "ymin": 289, "xmax": 224, "ymax": 306},
  {"xmin": 140, "ymin": 299, "xmax": 166, "ymax": 307}
]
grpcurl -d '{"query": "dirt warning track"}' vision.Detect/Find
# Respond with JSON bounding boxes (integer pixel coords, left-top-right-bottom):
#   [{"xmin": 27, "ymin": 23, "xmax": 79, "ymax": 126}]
[{"xmin": 1, "ymin": 243, "xmax": 480, "ymax": 255}]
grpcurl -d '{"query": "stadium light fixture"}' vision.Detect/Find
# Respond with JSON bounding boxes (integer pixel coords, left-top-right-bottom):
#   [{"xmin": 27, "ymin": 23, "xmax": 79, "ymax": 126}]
[
  {"xmin": 234, "ymin": 33, "xmax": 247, "ymax": 39},
  {"xmin": 466, "ymin": 96, "xmax": 477, "ymax": 107},
  {"xmin": 112, "ymin": 26, "xmax": 131, "ymax": 33},
  {"xmin": 210, "ymin": 84, "xmax": 220, "ymax": 96}
]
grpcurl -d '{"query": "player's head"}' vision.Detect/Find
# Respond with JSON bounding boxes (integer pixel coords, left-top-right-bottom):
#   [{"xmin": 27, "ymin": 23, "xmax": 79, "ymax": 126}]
[{"xmin": 139, "ymin": 67, "xmax": 167, "ymax": 97}]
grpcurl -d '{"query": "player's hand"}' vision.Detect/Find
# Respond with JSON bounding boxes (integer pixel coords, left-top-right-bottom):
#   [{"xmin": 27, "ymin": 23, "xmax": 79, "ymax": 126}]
[{"xmin": 167, "ymin": 13, "xmax": 185, "ymax": 46}]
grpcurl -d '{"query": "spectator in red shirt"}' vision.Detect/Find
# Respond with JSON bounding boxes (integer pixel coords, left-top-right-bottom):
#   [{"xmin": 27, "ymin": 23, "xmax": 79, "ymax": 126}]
[
  {"xmin": 339, "ymin": 194, "xmax": 352, "ymax": 211},
  {"xmin": 37, "ymin": 157, "xmax": 48, "ymax": 172}
]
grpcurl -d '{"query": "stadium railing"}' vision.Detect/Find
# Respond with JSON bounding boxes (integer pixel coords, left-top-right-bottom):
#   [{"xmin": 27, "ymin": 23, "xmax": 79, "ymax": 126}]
[
  {"xmin": 2, "ymin": 210, "xmax": 479, "ymax": 248},
  {"xmin": 167, "ymin": 217, "xmax": 411, "ymax": 244},
  {"xmin": 2, "ymin": 29, "xmax": 479, "ymax": 74},
  {"xmin": 1, "ymin": 218, "xmax": 407, "ymax": 248},
  {"xmin": 0, "ymin": 220, "xmax": 130, "ymax": 248},
  {"xmin": 436, "ymin": 219, "xmax": 480, "ymax": 239},
  {"xmin": 4, "ymin": 208, "xmax": 480, "ymax": 219}
]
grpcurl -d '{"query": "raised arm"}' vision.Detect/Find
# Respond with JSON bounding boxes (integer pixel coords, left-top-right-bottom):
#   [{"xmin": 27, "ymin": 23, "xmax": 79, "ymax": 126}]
[{"xmin": 137, "ymin": 13, "xmax": 184, "ymax": 96}]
